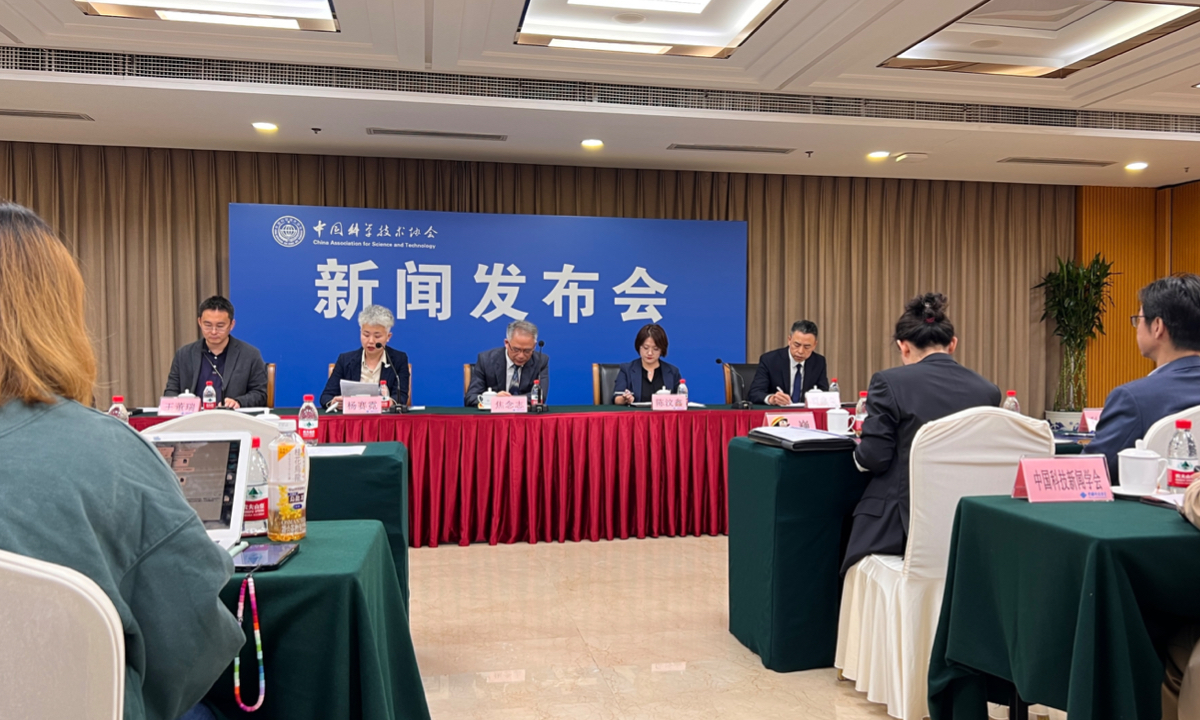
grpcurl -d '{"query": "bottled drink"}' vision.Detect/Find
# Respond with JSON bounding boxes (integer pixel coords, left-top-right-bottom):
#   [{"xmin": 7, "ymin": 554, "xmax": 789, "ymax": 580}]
[
  {"xmin": 677, "ymin": 379, "xmax": 688, "ymax": 399},
  {"xmin": 1167, "ymin": 419, "xmax": 1198, "ymax": 493},
  {"xmin": 267, "ymin": 419, "xmax": 309, "ymax": 541},
  {"xmin": 854, "ymin": 391, "xmax": 868, "ymax": 436},
  {"xmin": 243, "ymin": 436, "xmax": 269, "ymax": 537},
  {"xmin": 202, "ymin": 381, "xmax": 217, "ymax": 410},
  {"xmin": 107, "ymin": 396, "xmax": 130, "ymax": 424},
  {"xmin": 298, "ymin": 394, "xmax": 319, "ymax": 445},
  {"xmin": 379, "ymin": 380, "xmax": 391, "ymax": 409},
  {"xmin": 829, "ymin": 378, "xmax": 840, "ymax": 397},
  {"xmin": 531, "ymin": 379, "xmax": 541, "ymax": 407},
  {"xmin": 1001, "ymin": 390, "xmax": 1021, "ymax": 414}
]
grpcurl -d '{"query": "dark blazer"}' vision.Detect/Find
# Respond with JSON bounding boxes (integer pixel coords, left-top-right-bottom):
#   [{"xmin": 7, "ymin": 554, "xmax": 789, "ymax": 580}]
[
  {"xmin": 164, "ymin": 336, "xmax": 268, "ymax": 408},
  {"xmin": 748, "ymin": 348, "xmax": 829, "ymax": 404},
  {"xmin": 843, "ymin": 353, "xmax": 1001, "ymax": 573},
  {"xmin": 466, "ymin": 346, "xmax": 550, "ymax": 406},
  {"xmin": 320, "ymin": 347, "xmax": 411, "ymax": 408},
  {"xmin": 613, "ymin": 359, "xmax": 681, "ymax": 402},
  {"xmin": 1087, "ymin": 355, "xmax": 1200, "ymax": 484}
]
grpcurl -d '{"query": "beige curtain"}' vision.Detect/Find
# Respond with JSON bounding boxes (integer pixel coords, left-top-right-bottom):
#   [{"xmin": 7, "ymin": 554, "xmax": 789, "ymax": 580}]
[{"xmin": 0, "ymin": 142, "xmax": 1073, "ymax": 415}]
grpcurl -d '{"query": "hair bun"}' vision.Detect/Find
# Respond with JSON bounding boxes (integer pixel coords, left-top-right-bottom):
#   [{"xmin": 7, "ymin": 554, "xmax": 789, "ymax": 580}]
[{"xmin": 919, "ymin": 292, "xmax": 947, "ymax": 322}]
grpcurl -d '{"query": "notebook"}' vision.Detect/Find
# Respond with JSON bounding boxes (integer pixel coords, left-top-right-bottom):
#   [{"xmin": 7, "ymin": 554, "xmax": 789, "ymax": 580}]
[{"xmin": 146, "ymin": 431, "xmax": 252, "ymax": 549}]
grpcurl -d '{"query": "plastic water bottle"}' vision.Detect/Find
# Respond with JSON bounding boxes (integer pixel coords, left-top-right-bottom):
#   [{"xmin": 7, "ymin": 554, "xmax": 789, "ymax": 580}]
[
  {"xmin": 106, "ymin": 396, "xmax": 130, "ymax": 424},
  {"xmin": 379, "ymin": 380, "xmax": 391, "ymax": 409},
  {"xmin": 531, "ymin": 379, "xmax": 541, "ymax": 407},
  {"xmin": 202, "ymin": 381, "xmax": 217, "ymax": 410},
  {"xmin": 1002, "ymin": 390, "xmax": 1021, "ymax": 414},
  {"xmin": 854, "ymin": 391, "xmax": 868, "ymax": 436},
  {"xmin": 268, "ymin": 419, "xmax": 309, "ymax": 541},
  {"xmin": 1167, "ymin": 419, "xmax": 1198, "ymax": 493},
  {"xmin": 677, "ymin": 379, "xmax": 688, "ymax": 400},
  {"xmin": 298, "ymin": 394, "xmax": 319, "ymax": 445},
  {"xmin": 243, "ymin": 436, "xmax": 269, "ymax": 537},
  {"xmin": 829, "ymin": 378, "xmax": 840, "ymax": 398}
]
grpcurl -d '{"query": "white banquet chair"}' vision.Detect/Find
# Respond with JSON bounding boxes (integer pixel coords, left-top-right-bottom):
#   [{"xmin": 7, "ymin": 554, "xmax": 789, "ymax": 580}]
[
  {"xmin": 141, "ymin": 409, "xmax": 282, "ymax": 446},
  {"xmin": 1142, "ymin": 404, "xmax": 1200, "ymax": 461}
]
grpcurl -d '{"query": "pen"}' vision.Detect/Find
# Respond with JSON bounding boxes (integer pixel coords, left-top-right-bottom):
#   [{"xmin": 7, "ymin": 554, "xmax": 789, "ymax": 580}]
[{"xmin": 228, "ymin": 541, "xmax": 250, "ymax": 558}]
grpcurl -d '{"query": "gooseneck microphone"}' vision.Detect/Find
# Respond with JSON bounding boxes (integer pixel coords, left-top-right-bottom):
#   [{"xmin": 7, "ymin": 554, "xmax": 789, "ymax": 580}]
[
  {"xmin": 374, "ymin": 342, "xmax": 383, "ymax": 349},
  {"xmin": 532, "ymin": 339, "xmax": 547, "ymax": 413}
]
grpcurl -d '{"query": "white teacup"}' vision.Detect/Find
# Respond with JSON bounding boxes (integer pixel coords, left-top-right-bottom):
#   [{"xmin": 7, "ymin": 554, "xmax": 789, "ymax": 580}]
[
  {"xmin": 1118, "ymin": 446, "xmax": 1168, "ymax": 494},
  {"xmin": 827, "ymin": 408, "xmax": 853, "ymax": 435},
  {"xmin": 479, "ymin": 389, "xmax": 497, "ymax": 409}
]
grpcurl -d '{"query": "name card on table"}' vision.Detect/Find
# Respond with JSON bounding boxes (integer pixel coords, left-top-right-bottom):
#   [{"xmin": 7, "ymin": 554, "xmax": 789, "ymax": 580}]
[
  {"xmin": 652, "ymin": 394, "xmax": 688, "ymax": 412},
  {"xmin": 1079, "ymin": 408, "xmax": 1103, "ymax": 432},
  {"xmin": 804, "ymin": 391, "xmax": 841, "ymax": 409},
  {"xmin": 1012, "ymin": 456, "xmax": 1112, "ymax": 502},
  {"xmin": 157, "ymin": 395, "xmax": 201, "ymax": 417},
  {"xmin": 491, "ymin": 395, "xmax": 529, "ymax": 414},
  {"xmin": 763, "ymin": 412, "xmax": 816, "ymax": 429},
  {"xmin": 344, "ymin": 395, "xmax": 384, "ymax": 415}
]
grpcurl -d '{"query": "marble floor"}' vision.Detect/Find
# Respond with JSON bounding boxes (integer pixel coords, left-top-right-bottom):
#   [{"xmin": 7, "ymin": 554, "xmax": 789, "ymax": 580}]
[{"xmin": 409, "ymin": 535, "xmax": 895, "ymax": 720}]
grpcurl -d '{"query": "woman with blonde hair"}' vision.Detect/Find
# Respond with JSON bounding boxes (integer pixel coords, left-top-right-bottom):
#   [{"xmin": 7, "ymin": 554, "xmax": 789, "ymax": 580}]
[{"xmin": 0, "ymin": 202, "xmax": 243, "ymax": 720}]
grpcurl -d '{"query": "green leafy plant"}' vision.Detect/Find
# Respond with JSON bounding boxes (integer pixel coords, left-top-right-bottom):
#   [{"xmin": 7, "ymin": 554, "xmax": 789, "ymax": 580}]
[{"xmin": 1035, "ymin": 253, "xmax": 1116, "ymax": 412}]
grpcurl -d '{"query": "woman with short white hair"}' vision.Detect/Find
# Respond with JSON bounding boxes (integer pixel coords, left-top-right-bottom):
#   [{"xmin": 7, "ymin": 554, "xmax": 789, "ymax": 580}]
[{"xmin": 320, "ymin": 304, "xmax": 411, "ymax": 409}]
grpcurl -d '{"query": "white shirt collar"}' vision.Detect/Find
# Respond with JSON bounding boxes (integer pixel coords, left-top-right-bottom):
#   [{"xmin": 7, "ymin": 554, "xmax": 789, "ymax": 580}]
[
  {"xmin": 361, "ymin": 349, "xmax": 391, "ymax": 369},
  {"xmin": 789, "ymin": 355, "xmax": 805, "ymax": 373}
]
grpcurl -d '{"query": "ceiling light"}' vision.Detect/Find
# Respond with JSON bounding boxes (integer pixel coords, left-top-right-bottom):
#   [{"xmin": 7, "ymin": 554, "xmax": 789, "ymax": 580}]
[
  {"xmin": 581, "ymin": 139, "xmax": 604, "ymax": 149},
  {"xmin": 549, "ymin": 39, "xmax": 671, "ymax": 54},
  {"xmin": 156, "ymin": 10, "xmax": 300, "ymax": 28},
  {"xmin": 867, "ymin": 151, "xmax": 890, "ymax": 159},
  {"xmin": 252, "ymin": 122, "xmax": 278, "ymax": 131},
  {"xmin": 1126, "ymin": 162, "xmax": 1149, "ymax": 170}
]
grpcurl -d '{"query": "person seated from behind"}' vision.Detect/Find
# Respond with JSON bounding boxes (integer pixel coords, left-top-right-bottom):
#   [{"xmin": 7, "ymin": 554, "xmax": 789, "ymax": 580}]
[
  {"xmin": 163, "ymin": 295, "xmax": 268, "ymax": 409},
  {"xmin": 1087, "ymin": 274, "xmax": 1200, "ymax": 484},
  {"xmin": 615, "ymin": 323, "xmax": 681, "ymax": 404},
  {"xmin": 842, "ymin": 293, "xmax": 1001, "ymax": 574},
  {"xmin": 0, "ymin": 202, "xmax": 243, "ymax": 720},
  {"xmin": 466, "ymin": 319, "xmax": 549, "ymax": 407},
  {"xmin": 320, "ymin": 304, "xmax": 411, "ymax": 410},
  {"xmin": 748, "ymin": 320, "xmax": 830, "ymax": 405}
]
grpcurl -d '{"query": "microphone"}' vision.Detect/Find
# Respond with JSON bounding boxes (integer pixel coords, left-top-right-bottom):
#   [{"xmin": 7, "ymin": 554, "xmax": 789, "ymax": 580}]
[{"xmin": 374, "ymin": 342, "xmax": 383, "ymax": 349}]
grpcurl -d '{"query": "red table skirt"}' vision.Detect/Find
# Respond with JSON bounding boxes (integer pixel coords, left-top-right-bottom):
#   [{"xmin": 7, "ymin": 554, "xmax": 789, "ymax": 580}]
[{"xmin": 133, "ymin": 408, "xmax": 831, "ymax": 547}]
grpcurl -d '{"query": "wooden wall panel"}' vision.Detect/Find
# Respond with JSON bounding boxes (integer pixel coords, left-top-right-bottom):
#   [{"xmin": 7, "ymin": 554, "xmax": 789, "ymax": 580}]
[{"xmin": 1172, "ymin": 180, "xmax": 1200, "ymax": 275}]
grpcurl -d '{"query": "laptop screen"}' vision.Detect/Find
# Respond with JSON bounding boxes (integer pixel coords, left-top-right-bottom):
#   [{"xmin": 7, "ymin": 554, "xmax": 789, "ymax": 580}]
[{"xmin": 152, "ymin": 439, "xmax": 242, "ymax": 531}]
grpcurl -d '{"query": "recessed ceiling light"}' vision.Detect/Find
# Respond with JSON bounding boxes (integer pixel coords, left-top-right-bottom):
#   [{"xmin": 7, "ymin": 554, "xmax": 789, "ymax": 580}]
[
  {"xmin": 156, "ymin": 10, "xmax": 300, "ymax": 29},
  {"xmin": 581, "ymin": 139, "xmax": 604, "ymax": 150},
  {"xmin": 549, "ymin": 39, "xmax": 671, "ymax": 54},
  {"xmin": 867, "ymin": 151, "xmax": 890, "ymax": 159},
  {"xmin": 1126, "ymin": 162, "xmax": 1149, "ymax": 170},
  {"xmin": 252, "ymin": 122, "xmax": 278, "ymax": 131},
  {"xmin": 78, "ymin": 0, "xmax": 338, "ymax": 32}
]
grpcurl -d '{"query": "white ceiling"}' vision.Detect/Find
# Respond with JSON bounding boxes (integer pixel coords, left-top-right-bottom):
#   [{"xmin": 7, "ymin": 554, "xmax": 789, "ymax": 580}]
[{"xmin": 2, "ymin": 0, "xmax": 1200, "ymax": 186}]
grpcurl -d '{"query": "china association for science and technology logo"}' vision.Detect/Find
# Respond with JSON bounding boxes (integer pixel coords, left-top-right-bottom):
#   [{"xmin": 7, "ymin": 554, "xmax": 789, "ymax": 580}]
[{"xmin": 272, "ymin": 216, "xmax": 306, "ymax": 247}]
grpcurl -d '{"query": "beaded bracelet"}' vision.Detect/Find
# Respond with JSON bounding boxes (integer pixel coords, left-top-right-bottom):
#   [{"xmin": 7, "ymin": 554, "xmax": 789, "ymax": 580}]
[{"xmin": 234, "ymin": 574, "xmax": 266, "ymax": 712}]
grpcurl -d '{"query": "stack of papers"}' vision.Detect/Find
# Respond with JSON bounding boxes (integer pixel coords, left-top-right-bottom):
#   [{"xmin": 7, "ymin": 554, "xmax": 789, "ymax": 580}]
[
  {"xmin": 1140, "ymin": 493, "xmax": 1187, "ymax": 511},
  {"xmin": 748, "ymin": 426, "xmax": 857, "ymax": 452}
]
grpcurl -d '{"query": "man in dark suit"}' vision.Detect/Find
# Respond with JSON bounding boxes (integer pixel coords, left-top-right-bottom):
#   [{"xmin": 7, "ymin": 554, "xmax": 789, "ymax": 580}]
[
  {"xmin": 748, "ymin": 320, "xmax": 830, "ymax": 405},
  {"xmin": 466, "ymin": 319, "xmax": 550, "ymax": 407},
  {"xmin": 164, "ymin": 296, "xmax": 268, "ymax": 408},
  {"xmin": 1088, "ymin": 274, "xmax": 1200, "ymax": 484}
]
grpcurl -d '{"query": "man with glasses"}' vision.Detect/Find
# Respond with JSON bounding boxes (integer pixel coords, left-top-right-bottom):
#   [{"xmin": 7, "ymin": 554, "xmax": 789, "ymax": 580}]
[
  {"xmin": 748, "ymin": 320, "xmax": 830, "ymax": 406},
  {"xmin": 164, "ymin": 296, "xmax": 268, "ymax": 409},
  {"xmin": 1087, "ymin": 274, "xmax": 1200, "ymax": 484},
  {"xmin": 465, "ymin": 319, "xmax": 549, "ymax": 407}
]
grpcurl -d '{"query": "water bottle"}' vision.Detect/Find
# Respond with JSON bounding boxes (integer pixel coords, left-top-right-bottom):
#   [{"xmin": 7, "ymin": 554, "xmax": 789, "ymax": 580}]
[
  {"xmin": 298, "ymin": 394, "xmax": 319, "ymax": 445},
  {"xmin": 379, "ymin": 380, "xmax": 392, "ymax": 409},
  {"xmin": 1001, "ymin": 390, "xmax": 1021, "ymax": 414},
  {"xmin": 202, "ymin": 381, "xmax": 217, "ymax": 410},
  {"xmin": 268, "ymin": 419, "xmax": 309, "ymax": 541},
  {"xmin": 854, "ymin": 391, "xmax": 868, "ymax": 436},
  {"xmin": 829, "ymin": 378, "xmax": 840, "ymax": 398},
  {"xmin": 243, "ymin": 436, "xmax": 269, "ymax": 537},
  {"xmin": 106, "ymin": 395, "xmax": 130, "ymax": 424},
  {"xmin": 1167, "ymin": 419, "xmax": 1198, "ymax": 492},
  {"xmin": 677, "ymin": 378, "xmax": 688, "ymax": 400},
  {"xmin": 531, "ymin": 379, "xmax": 541, "ymax": 407}
]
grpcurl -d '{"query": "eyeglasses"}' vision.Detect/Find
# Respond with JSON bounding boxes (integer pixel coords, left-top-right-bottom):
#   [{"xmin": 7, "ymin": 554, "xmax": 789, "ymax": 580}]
[
  {"xmin": 508, "ymin": 345, "xmax": 535, "ymax": 356},
  {"xmin": 1130, "ymin": 315, "xmax": 1145, "ymax": 328}
]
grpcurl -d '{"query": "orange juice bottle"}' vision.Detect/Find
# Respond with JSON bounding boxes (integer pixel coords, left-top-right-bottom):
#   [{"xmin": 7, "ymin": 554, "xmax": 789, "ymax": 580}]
[{"xmin": 267, "ymin": 419, "xmax": 309, "ymax": 541}]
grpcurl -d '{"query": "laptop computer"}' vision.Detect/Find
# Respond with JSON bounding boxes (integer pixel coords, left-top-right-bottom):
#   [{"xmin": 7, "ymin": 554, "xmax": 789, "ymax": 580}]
[{"xmin": 146, "ymin": 431, "xmax": 251, "ymax": 550}]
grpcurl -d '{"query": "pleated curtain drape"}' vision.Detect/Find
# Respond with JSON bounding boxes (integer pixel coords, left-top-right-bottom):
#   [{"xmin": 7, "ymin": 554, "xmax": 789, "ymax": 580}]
[{"xmin": 0, "ymin": 141, "xmax": 1074, "ymax": 416}]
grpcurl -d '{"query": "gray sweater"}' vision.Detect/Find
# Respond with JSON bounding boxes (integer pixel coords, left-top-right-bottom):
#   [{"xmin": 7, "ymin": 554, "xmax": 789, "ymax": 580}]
[{"xmin": 0, "ymin": 398, "xmax": 244, "ymax": 720}]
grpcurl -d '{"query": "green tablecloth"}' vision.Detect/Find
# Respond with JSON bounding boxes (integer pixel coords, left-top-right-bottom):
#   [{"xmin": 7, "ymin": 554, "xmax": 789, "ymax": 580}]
[
  {"xmin": 309, "ymin": 442, "xmax": 409, "ymax": 607},
  {"xmin": 208, "ymin": 520, "xmax": 430, "ymax": 720},
  {"xmin": 727, "ymin": 437, "xmax": 869, "ymax": 672},
  {"xmin": 928, "ymin": 497, "xmax": 1200, "ymax": 720}
]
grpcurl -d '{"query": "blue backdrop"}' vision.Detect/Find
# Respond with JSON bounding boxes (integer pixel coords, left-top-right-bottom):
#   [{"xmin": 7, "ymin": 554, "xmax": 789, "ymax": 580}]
[{"xmin": 229, "ymin": 204, "xmax": 747, "ymax": 407}]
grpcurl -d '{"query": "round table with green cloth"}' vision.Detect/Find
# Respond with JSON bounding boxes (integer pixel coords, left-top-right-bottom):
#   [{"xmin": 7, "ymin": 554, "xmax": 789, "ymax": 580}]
[{"xmin": 928, "ymin": 496, "xmax": 1200, "ymax": 720}]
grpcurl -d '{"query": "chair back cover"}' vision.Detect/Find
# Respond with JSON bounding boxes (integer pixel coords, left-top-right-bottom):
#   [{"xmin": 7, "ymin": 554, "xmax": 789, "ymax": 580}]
[
  {"xmin": 145, "ymin": 409, "xmax": 282, "ymax": 445},
  {"xmin": 1143, "ymin": 404, "xmax": 1200, "ymax": 460}
]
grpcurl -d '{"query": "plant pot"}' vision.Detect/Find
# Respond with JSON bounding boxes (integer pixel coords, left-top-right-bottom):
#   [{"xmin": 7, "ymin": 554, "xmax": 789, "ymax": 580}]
[{"xmin": 1045, "ymin": 410, "xmax": 1082, "ymax": 433}]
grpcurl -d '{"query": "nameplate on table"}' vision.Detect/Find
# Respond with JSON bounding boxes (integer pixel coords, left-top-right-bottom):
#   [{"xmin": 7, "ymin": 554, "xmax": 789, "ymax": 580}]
[
  {"xmin": 1012, "ymin": 456, "xmax": 1112, "ymax": 502},
  {"xmin": 763, "ymin": 412, "xmax": 816, "ymax": 429},
  {"xmin": 491, "ymin": 396, "xmax": 529, "ymax": 414},
  {"xmin": 1079, "ymin": 408, "xmax": 1103, "ymax": 432},
  {"xmin": 652, "ymin": 394, "xmax": 688, "ymax": 412},
  {"xmin": 343, "ymin": 395, "xmax": 384, "ymax": 415},
  {"xmin": 804, "ymin": 391, "xmax": 841, "ymax": 409},
  {"xmin": 157, "ymin": 396, "xmax": 201, "ymax": 417}
]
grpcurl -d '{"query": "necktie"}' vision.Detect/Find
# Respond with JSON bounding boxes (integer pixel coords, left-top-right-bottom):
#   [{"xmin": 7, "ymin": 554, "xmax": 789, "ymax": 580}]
[
  {"xmin": 509, "ymin": 365, "xmax": 521, "ymax": 395},
  {"xmin": 791, "ymin": 364, "xmax": 804, "ymax": 403}
]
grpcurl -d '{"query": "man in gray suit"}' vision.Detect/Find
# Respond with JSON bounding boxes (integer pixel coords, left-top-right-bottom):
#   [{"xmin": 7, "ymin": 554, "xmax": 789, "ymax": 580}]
[
  {"xmin": 466, "ymin": 320, "xmax": 550, "ymax": 407},
  {"xmin": 164, "ymin": 296, "xmax": 268, "ymax": 409}
]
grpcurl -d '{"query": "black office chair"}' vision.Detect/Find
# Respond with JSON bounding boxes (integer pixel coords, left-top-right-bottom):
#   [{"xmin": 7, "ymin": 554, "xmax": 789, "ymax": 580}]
[
  {"xmin": 592, "ymin": 364, "xmax": 624, "ymax": 405},
  {"xmin": 724, "ymin": 363, "xmax": 757, "ymax": 405}
]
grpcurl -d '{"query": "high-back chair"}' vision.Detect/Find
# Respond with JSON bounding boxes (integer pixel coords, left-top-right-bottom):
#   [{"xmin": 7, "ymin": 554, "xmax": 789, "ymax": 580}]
[
  {"xmin": 723, "ymin": 363, "xmax": 757, "ymax": 404},
  {"xmin": 1142, "ymin": 404, "xmax": 1200, "ymax": 459},
  {"xmin": 266, "ymin": 362, "xmax": 276, "ymax": 408},
  {"xmin": 835, "ymin": 406, "xmax": 1054, "ymax": 720},
  {"xmin": 0, "ymin": 548, "xmax": 124, "ymax": 720},
  {"xmin": 592, "ymin": 364, "xmax": 623, "ymax": 405},
  {"xmin": 463, "ymin": 363, "xmax": 475, "ymax": 404},
  {"xmin": 143, "ymin": 409, "xmax": 282, "ymax": 446}
]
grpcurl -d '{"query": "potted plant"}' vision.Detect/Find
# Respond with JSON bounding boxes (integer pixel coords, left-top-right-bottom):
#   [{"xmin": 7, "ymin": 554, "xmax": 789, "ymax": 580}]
[{"xmin": 1035, "ymin": 253, "xmax": 1116, "ymax": 432}]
